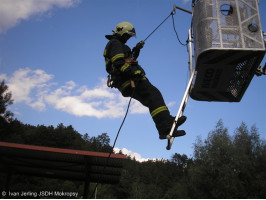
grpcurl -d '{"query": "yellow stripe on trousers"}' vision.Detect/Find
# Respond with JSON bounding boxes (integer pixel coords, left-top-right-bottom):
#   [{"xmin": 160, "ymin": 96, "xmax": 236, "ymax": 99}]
[{"xmin": 151, "ymin": 106, "xmax": 168, "ymax": 117}]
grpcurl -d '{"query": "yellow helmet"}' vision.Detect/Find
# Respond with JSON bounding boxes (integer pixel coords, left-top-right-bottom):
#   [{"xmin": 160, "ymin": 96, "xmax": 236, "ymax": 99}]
[{"xmin": 113, "ymin": 22, "xmax": 136, "ymax": 37}]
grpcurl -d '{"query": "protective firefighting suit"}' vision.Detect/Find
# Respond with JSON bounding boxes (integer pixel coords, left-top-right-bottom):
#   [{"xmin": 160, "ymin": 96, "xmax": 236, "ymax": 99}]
[{"xmin": 103, "ymin": 23, "xmax": 186, "ymax": 139}]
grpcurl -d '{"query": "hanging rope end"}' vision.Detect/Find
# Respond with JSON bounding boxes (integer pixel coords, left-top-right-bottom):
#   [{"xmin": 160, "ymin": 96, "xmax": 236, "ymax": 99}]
[{"xmin": 107, "ymin": 74, "xmax": 113, "ymax": 88}]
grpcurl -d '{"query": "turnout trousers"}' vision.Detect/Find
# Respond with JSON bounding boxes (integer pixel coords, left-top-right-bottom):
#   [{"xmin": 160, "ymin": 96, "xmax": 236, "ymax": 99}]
[{"xmin": 118, "ymin": 77, "xmax": 173, "ymax": 135}]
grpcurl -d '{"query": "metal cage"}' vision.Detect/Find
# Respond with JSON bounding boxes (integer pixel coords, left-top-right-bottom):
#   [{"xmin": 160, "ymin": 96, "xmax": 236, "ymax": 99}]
[{"xmin": 190, "ymin": 0, "xmax": 265, "ymax": 102}]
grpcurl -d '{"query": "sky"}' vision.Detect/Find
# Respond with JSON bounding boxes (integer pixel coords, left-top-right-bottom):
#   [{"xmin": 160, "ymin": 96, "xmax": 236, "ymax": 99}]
[{"xmin": 0, "ymin": 0, "xmax": 265, "ymax": 162}]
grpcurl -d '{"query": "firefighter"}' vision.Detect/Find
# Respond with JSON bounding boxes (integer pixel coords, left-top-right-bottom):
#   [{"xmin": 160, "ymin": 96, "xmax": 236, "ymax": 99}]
[{"xmin": 103, "ymin": 21, "xmax": 186, "ymax": 139}]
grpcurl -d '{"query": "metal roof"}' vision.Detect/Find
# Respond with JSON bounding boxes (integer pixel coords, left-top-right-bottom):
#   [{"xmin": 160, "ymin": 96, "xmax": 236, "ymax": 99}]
[{"xmin": 0, "ymin": 142, "xmax": 126, "ymax": 184}]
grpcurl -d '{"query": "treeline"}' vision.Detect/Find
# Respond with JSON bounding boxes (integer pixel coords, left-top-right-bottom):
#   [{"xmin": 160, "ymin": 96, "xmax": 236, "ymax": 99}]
[
  {"xmin": 99, "ymin": 120, "xmax": 266, "ymax": 199},
  {"xmin": 0, "ymin": 119, "xmax": 112, "ymax": 153},
  {"xmin": 1, "ymin": 118, "xmax": 265, "ymax": 198}
]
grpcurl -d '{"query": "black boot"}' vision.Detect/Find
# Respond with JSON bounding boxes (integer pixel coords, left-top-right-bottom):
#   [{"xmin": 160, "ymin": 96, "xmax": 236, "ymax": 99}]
[
  {"xmin": 159, "ymin": 130, "xmax": 186, "ymax": 139},
  {"xmin": 174, "ymin": 116, "xmax": 187, "ymax": 127},
  {"xmin": 157, "ymin": 116, "xmax": 187, "ymax": 140}
]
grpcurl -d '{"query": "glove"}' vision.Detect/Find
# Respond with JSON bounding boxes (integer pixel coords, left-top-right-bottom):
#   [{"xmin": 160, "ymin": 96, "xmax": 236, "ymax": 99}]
[
  {"xmin": 132, "ymin": 41, "xmax": 145, "ymax": 60},
  {"xmin": 135, "ymin": 40, "xmax": 145, "ymax": 49}
]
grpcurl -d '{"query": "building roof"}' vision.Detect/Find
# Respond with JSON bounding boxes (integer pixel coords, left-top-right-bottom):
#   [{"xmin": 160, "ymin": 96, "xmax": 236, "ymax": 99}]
[{"xmin": 0, "ymin": 142, "xmax": 126, "ymax": 184}]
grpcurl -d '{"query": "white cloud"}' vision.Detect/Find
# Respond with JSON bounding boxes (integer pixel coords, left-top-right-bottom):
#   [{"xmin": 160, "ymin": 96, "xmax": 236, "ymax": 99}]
[
  {"xmin": 1, "ymin": 68, "xmax": 176, "ymax": 119},
  {"xmin": 1, "ymin": 68, "xmax": 148, "ymax": 118},
  {"xmin": 114, "ymin": 147, "xmax": 168, "ymax": 163},
  {"xmin": 7, "ymin": 68, "xmax": 53, "ymax": 111},
  {"xmin": 114, "ymin": 147, "xmax": 151, "ymax": 162},
  {"xmin": 0, "ymin": 73, "xmax": 8, "ymax": 81},
  {"xmin": 0, "ymin": 0, "xmax": 81, "ymax": 33},
  {"xmin": 130, "ymin": 100, "xmax": 149, "ymax": 114},
  {"xmin": 45, "ymin": 78, "xmax": 127, "ymax": 118},
  {"xmin": 167, "ymin": 101, "xmax": 176, "ymax": 107}
]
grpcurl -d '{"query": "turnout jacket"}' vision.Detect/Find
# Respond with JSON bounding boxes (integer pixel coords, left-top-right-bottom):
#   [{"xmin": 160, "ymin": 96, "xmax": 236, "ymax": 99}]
[
  {"xmin": 103, "ymin": 36, "xmax": 145, "ymax": 89},
  {"xmin": 104, "ymin": 37, "xmax": 131, "ymax": 74}
]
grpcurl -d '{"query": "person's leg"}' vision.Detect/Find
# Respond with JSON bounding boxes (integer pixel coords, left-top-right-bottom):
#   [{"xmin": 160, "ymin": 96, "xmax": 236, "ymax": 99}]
[
  {"xmin": 129, "ymin": 78, "xmax": 185, "ymax": 136},
  {"xmin": 119, "ymin": 78, "xmax": 186, "ymax": 138}
]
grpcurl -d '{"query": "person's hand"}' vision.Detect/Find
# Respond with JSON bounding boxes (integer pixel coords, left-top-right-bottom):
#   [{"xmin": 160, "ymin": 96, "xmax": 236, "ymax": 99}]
[{"xmin": 132, "ymin": 41, "xmax": 145, "ymax": 60}]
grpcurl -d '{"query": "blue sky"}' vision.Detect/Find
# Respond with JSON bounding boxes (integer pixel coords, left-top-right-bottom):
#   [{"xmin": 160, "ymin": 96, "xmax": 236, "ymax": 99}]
[{"xmin": 0, "ymin": 0, "xmax": 265, "ymax": 161}]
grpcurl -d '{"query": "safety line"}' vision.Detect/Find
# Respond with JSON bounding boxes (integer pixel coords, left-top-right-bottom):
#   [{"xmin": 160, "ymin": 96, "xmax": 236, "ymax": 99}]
[
  {"xmin": 171, "ymin": 14, "xmax": 188, "ymax": 46},
  {"xmin": 143, "ymin": 11, "xmax": 174, "ymax": 42},
  {"xmin": 90, "ymin": 83, "xmax": 137, "ymax": 198},
  {"xmin": 143, "ymin": 9, "xmax": 188, "ymax": 47}
]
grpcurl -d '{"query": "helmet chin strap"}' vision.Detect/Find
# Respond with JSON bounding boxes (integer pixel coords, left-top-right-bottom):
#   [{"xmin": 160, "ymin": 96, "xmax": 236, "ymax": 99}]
[{"xmin": 119, "ymin": 33, "xmax": 132, "ymax": 43}]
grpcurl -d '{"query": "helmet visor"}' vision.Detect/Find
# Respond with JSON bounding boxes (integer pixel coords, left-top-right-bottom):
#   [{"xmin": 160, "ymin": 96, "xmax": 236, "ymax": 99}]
[{"xmin": 127, "ymin": 28, "xmax": 136, "ymax": 37}]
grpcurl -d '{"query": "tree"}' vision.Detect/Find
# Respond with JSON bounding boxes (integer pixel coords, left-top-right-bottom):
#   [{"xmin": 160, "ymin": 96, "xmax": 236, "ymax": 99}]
[
  {"xmin": 88, "ymin": 133, "xmax": 112, "ymax": 153},
  {"xmin": 190, "ymin": 120, "xmax": 266, "ymax": 198},
  {"xmin": 191, "ymin": 120, "xmax": 240, "ymax": 198},
  {"xmin": 0, "ymin": 80, "xmax": 14, "ymax": 122},
  {"xmin": 171, "ymin": 153, "xmax": 192, "ymax": 168},
  {"xmin": 232, "ymin": 122, "xmax": 266, "ymax": 198}
]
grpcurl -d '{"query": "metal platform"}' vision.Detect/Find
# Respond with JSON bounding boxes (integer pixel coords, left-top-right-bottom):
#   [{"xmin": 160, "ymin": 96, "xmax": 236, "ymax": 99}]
[{"xmin": 190, "ymin": 0, "xmax": 265, "ymax": 102}]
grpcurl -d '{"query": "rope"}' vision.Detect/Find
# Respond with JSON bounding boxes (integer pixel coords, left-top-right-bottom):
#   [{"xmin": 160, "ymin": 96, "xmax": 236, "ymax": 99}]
[
  {"xmin": 171, "ymin": 14, "xmax": 188, "ymax": 46},
  {"xmin": 90, "ymin": 83, "xmax": 137, "ymax": 198},
  {"xmin": 143, "ymin": 9, "xmax": 188, "ymax": 47},
  {"xmin": 143, "ymin": 11, "xmax": 174, "ymax": 42}
]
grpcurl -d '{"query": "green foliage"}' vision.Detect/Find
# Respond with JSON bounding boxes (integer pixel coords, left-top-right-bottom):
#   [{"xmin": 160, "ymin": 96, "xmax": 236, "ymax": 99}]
[
  {"xmin": 0, "ymin": 80, "xmax": 14, "ymax": 123},
  {"xmin": 0, "ymin": 120, "xmax": 114, "ymax": 198},
  {"xmin": 0, "ymin": 117, "xmax": 265, "ymax": 198},
  {"xmin": 87, "ymin": 133, "xmax": 113, "ymax": 153},
  {"xmin": 190, "ymin": 120, "xmax": 266, "ymax": 198}
]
